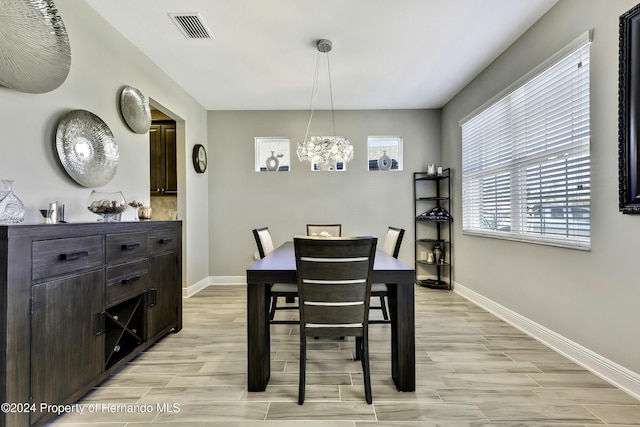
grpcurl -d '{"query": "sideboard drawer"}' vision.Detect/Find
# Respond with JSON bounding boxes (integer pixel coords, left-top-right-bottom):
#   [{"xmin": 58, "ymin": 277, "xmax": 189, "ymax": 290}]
[
  {"xmin": 106, "ymin": 259, "xmax": 149, "ymax": 307},
  {"xmin": 148, "ymin": 228, "xmax": 178, "ymax": 256},
  {"xmin": 106, "ymin": 232, "xmax": 149, "ymax": 265},
  {"xmin": 33, "ymin": 236, "xmax": 104, "ymax": 281}
]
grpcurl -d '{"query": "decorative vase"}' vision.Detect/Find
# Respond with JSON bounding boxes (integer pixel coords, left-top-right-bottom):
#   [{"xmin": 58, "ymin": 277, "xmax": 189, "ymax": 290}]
[
  {"xmin": 0, "ymin": 179, "xmax": 25, "ymax": 224},
  {"xmin": 266, "ymin": 151, "xmax": 279, "ymax": 171},
  {"xmin": 128, "ymin": 200, "xmax": 143, "ymax": 221},
  {"xmin": 377, "ymin": 150, "xmax": 392, "ymax": 171},
  {"xmin": 138, "ymin": 206, "xmax": 152, "ymax": 220},
  {"xmin": 87, "ymin": 190, "xmax": 126, "ymax": 222},
  {"xmin": 432, "ymin": 243, "xmax": 444, "ymax": 264}
]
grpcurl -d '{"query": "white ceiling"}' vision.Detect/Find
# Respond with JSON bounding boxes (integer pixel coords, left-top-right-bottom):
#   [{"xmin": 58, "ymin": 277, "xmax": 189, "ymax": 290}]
[{"xmin": 84, "ymin": 0, "xmax": 558, "ymax": 111}]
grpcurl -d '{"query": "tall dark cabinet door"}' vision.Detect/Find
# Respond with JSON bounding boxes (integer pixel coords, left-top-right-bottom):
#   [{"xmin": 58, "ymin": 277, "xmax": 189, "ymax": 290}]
[
  {"xmin": 149, "ymin": 124, "xmax": 166, "ymax": 194},
  {"xmin": 30, "ymin": 270, "xmax": 103, "ymax": 425},
  {"xmin": 164, "ymin": 126, "xmax": 177, "ymax": 193},
  {"xmin": 149, "ymin": 122, "xmax": 177, "ymax": 195},
  {"xmin": 148, "ymin": 252, "xmax": 180, "ymax": 339}
]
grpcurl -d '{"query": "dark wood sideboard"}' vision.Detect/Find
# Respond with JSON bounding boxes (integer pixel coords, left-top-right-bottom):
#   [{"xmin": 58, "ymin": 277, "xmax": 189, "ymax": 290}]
[{"xmin": 0, "ymin": 221, "xmax": 182, "ymax": 426}]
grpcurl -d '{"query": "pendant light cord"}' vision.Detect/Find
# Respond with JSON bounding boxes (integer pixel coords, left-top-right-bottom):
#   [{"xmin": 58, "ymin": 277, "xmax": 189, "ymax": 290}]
[
  {"xmin": 327, "ymin": 52, "xmax": 337, "ymax": 136},
  {"xmin": 303, "ymin": 50, "xmax": 321, "ymax": 145},
  {"xmin": 303, "ymin": 48, "xmax": 337, "ymax": 142}
]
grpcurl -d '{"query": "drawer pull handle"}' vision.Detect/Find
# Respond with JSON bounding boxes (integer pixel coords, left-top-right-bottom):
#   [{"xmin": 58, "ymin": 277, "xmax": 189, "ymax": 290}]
[
  {"xmin": 149, "ymin": 288, "xmax": 157, "ymax": 307},
  {"xmin": 159, "ymin": 238, "xmax": 173, "ymax": 245},
  {"xmin": 60, "ymin": 251, "xmax": 89, "ymax": 261},
  {"xmin": 121, "ymin": 275, "xmax": 141, "ymax": 285},
  {"xmin": 121, "ymin": 243, "xmax": 141, "ymax": 250},
  {"xmin": 95, "ymin": 312, "xmax": 104, "ymax": 336}
]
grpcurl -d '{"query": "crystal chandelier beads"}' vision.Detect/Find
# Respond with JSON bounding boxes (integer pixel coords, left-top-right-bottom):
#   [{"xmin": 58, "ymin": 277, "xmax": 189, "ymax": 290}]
[{"xmin": 296, "ymin": 136, "xmax": 353, "ymax": 165}]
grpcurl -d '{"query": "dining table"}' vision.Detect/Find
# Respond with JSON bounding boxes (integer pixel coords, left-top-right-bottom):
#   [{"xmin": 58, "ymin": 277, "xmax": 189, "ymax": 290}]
[{"xmin": 246, "ymin": 240, "xmax": 416, "ymax": 392}]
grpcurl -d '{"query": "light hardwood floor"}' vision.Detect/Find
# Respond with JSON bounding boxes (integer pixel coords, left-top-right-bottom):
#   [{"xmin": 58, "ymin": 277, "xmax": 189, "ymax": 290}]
[{"xmin": 50, "ymin": 285, "xmax": 640, "ymax": 426}]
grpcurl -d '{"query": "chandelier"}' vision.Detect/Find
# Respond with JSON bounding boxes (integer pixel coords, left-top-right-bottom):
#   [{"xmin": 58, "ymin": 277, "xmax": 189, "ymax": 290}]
[{"xmin": 297, "ymin": 39, "xmax": 353, "ymax": 171}]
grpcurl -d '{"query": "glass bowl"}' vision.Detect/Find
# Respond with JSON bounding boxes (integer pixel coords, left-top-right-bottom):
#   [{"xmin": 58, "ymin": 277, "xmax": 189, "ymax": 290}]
[{"xmin": 87, "ymin": 190, "xmax": 126, "ymax": 222}]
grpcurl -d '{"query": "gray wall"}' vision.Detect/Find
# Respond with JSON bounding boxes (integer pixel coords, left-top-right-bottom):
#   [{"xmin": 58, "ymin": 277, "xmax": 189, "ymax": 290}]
[
  {"xmin": 207, "ymin": 109, "xmax": 440, "ymax": 276},
  {"xmin": 442, "ymin": 0, "xmax": 640, "ymax": 374},
  {"xmin": 0, "ymin": 0, "xmax": 210, "ymax": 287}
]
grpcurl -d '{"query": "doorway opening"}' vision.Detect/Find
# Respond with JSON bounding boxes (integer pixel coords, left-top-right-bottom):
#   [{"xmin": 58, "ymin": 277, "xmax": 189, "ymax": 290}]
[{"xmin": 149, "ymin": 108, "xmax": 177, "ymax": 220}]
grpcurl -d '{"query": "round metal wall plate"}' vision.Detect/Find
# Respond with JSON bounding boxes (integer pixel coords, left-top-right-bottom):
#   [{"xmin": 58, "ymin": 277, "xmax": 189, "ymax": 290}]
[
  {"xmin": 55, "ymin": 110, "xmax": 119, "ymax": 188},
  {"xmin": 0, "ymin": 0, "xmax": 71, "ymax": 93},
  {"xmin": 120, "ymin": 86, "xmax": 152, "ymax": 134}
]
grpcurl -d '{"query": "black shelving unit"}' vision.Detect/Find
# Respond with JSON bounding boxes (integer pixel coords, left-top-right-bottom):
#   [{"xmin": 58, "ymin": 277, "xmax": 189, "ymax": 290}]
[{"xmin": 414, "ymin": 169, "xmax": 453, "ymax": 290}]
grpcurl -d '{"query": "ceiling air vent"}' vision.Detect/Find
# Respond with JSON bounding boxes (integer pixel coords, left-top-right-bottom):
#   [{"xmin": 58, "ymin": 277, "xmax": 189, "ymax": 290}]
[{"xmin": 169, "ymin": 13, "xmax": 213, "ymax": 39}]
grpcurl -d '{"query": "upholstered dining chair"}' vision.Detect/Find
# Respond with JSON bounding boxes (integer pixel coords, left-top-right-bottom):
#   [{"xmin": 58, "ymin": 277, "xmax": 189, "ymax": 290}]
[
  {"xmin": 294, "ymin": 235, "xmax": 377, "ymax": 404},
  {"xmin": 369, "ymin": 226, "xmax": 405, "ymax": 323},
  {"xmin": 252, "ymin": 227, "xmax": 298, "ymax": 323},
  {"xmin": 306, "ymin": 223, "xmax": 342, "ymax": 237}
]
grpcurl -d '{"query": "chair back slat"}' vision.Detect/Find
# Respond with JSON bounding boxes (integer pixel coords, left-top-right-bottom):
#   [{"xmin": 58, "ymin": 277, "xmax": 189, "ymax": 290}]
[
  {"xmin": 301, "ymin": 282, "xmax": 368, "ymax": 304},
  {"xmin": 303, "ymin": 304, "xmax": 366, "ymax": 326}
]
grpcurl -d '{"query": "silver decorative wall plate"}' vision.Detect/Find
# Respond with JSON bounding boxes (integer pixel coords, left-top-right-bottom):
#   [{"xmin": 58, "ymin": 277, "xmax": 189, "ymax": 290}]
[
  {"xmin": 120, "ymin": 86, "xmax": 151, "ymax": 134},
  {"xmin": 56, "ymin": 110, "xmax": 119, "ymax": 188},
  {"xmin": 0, "ymin": 0, "xmax": 71, "ymax": 93}
]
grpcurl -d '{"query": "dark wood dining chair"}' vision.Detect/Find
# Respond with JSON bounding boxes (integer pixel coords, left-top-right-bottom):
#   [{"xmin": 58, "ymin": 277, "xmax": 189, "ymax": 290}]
[
  {"xmin": 306, "ymin": 223, "xmax": 342, "ymax": 237},
  {"xmin": 252, "ymin": 227, "xmax": 298, "ymax": 323},
  {"xmin": 294, "ymin": 235, "xmax": 377, "ymax": 404},
  {"xmin": 369, "ymin": 226, "xmax": 405, "ymax": 323}
]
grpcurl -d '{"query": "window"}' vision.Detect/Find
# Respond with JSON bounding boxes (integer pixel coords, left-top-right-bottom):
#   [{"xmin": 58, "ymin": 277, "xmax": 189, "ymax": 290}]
[
  {"xmin": 460, "ymin": 32, "xmax": 591, "ymax": 250},
  {"xmin": 367, "ymin": 136, "xmax": 403, "ymax": 171},
  {"xmin": 255, "ymin": 137, "xmax": 290, "ymax": 172}
]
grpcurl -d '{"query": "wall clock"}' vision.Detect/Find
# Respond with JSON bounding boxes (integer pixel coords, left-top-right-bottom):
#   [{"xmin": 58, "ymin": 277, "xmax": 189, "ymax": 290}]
[{"xmin": 192, "ymin": 144, "xmax": 207, "ymax": 173}]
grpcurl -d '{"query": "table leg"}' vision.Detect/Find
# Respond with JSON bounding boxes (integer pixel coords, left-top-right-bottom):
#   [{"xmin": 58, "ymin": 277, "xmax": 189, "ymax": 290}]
[
  {"xmin": 388, "ymin": 282, "xmax": 415, "ymax": 391},
  {"xmin": 247, "ymin": 283, "xmax": 270, "ymax": 391}
]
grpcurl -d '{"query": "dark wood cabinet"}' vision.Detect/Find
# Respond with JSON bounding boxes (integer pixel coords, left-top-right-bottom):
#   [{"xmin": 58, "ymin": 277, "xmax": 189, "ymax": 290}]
[
  {"xmin": 30, "ymin": 270, "xmax": 103, "ymax": 425},
  {"xmin": 150, "ymin": 121, "xmax": 177, "ymax": 195},
  {"xmin": 148, "ymin": 253, "xmax": 180, "ymax": 339},
  {"xmin": 0, "ymin": 221, "xmax": 182, "ymax": 427},
  {"xmin": 148, "ymin": 228, "xmax": 181, "ymax": 339}
]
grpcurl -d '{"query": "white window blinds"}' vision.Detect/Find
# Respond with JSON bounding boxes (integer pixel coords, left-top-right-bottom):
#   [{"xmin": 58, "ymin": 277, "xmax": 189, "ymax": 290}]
[{"xmin": 460, "ymin": 32, "xmax": 591, "ymax": 250}]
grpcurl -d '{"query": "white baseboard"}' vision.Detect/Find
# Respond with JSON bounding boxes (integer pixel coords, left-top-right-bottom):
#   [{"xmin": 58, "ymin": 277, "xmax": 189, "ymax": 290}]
[
  {"xmin": 183, "ymin": 277, "xmax": 210, "ymax": 298},
  {"xmin": 209, "ymin": 276, "xmax": 246, "ymax": 285},
  {"xmin": 183, "ymin": 276, "xmax": 246, "ymax": 298},
  {"xmin": 454, "ymin": 281, "xmax": 640, "ymax": 401}
]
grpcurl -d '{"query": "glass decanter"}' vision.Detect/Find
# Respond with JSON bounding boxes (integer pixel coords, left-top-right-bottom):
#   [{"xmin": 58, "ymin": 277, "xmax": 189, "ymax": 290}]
[{"xmin": 0, "ymin": 179, "xmax": 25, "ymax": 224}]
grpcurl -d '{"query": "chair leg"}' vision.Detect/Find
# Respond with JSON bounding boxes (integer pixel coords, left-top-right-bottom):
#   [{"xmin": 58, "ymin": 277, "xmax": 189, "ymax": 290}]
[
  {"xmin": 298, "ymin": 333, "xmax": 306, "ymax": 405},
  {"xmin": 354, "ymin": 336, "xmax": 362, "ymax": 361},
  {"xmin": 269, "ymin": 296, "xmax": 278, "ymax": 320},
  {"xmin": 362, "ymin": 335, "xmax": 372, "ymax": 404},
  {"xmin": 380, "ymin": 295, "xmax": 389, "ymax": 320}
]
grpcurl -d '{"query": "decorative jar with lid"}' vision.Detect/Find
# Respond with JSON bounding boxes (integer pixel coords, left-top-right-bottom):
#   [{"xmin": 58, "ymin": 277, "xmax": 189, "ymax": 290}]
[{"xmin": 0, "ymin": 179, "xmax": 25, "ymax": 224}]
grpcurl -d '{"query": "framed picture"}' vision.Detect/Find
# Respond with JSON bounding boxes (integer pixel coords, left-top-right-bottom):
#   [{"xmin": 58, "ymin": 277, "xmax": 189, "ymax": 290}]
[{"xmin": 618, "ymin": 4, "xmax": 640, "ymax": 213}]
